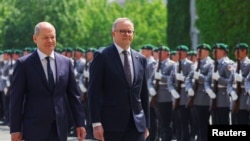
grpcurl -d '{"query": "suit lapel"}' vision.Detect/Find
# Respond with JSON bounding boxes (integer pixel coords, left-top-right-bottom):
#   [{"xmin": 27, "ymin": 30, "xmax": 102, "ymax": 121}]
[
  {"xmin": 30, "ymin": 51, "xmax": 49, "ymax": 89},
  {"xmin": 131, "ymin": 49, "xmax": 139, "ymax": 86},
  {"xmin": 110, "ymin": 45, "xmax": 130, "ymax": 86}
]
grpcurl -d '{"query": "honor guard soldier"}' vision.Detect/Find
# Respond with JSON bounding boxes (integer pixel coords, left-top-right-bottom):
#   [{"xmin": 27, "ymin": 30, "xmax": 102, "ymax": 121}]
[
  {"xmin": 186, "ymin": 43, "xmax": 214, "ymax": 141},
  {"xmin": 140, "ymin": 44, "xmax": 158, "ymax": 141},
  {"xmin": 153, "ymin": 47, "xmax": 159, "ymax": 61},
  {"xmin": 230, "ymin": 43, "xmax": 250, "ymax": 125},
  {"xmin": 153, "ymin": 45, "xmax": 175, "ymax": 141},
  {"xmin": 22, "ymin": 47, "xmax": 33, "ymax": 56},
  {"xmin": 83, "ymin": 47, "xmax": 97, "ymax": 139},
  {"xmin": 170, "ymin": 50, "xmax": 178, "ymax": 62},
  {"xmin": 187, "ymin": 50, "xmax": 197, "ymax": 64},
  {"xmin": 0, "ymin": 49, "xmax": 14, "ymax": 126},
  {"xmin": 168, "ymin": 45, "xmax": 194, "ymax": 141},
  {"xmin": 0, "ymin": 50, "xmax": 4, "ymax": 123},
  {"xmin": 204, "ymin": 43, "xmax": 234, "ymax": 125}
]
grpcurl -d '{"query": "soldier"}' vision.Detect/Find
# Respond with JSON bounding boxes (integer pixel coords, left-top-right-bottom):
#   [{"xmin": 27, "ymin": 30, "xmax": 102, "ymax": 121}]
[
  {"xmin": 13, "ymin": 49, "xmax": 23, "ymax": 61},
  {"xmin": 83, "ymin": 47, "xmax": 97, "ymax": 139},
  {"xmin": 0, "ymin": 49, "xmax": 14, "ymax": 126},
  {"xmin": 140, "ymin": 44, "xmax": 158, "ymax": 141},
  {"xmin": 168, "ymin": 45, "xmax": 194, "ymax": 141},
  {"xmin": 153, "ymin": 47, "xmax": 159, "ymax": 61},
  {"xmin": 230, "ymin": 43, "xmax": 250, "ymax": 125},
  {"xmin": 154, "ymin": 46, "xmax": 175, "ymax": 141},
  {"xmin": 22, "ymin": 47, "xmax": 33, "ymax": 56},
  {"xmin": 186, "ymin": 43, "xmax": 214, "ymax": 141},
  {"xmin": 204, "ymin": 43, "xmax": 234, "ymax": 125},
  {"xmin": 0, "ymin": 50, "xmax": 4, "ymax": 122},
  {"xmin": 187, "ymin": 50, "xmax": 197, "ymax": 64},
  {"xmin": 170, "ymin": 50, "xmax": 178, "ymax": 62}
]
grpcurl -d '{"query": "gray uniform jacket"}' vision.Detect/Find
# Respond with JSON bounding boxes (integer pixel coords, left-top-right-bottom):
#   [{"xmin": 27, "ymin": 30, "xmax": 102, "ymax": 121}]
[
  {"xmin": 204, "ymin": 57, "xmax": 234, "ymax": 108},
  {"xmin": 186, "ymin": 57, "xmax": 214, "ymax": 106},
  {"xmin": 156, "ymin": 58, "xmax": 175, "ymax": 103},
  {"xmin": 228, "ymin": 57, "xmax": 250, "ymax": 110},
  {"xmin": 168, "ymin": 58, "xmax": 194, "ymax": 106}
]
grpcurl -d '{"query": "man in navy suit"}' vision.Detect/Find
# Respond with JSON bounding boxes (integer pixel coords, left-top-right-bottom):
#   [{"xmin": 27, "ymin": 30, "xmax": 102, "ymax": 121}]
[
  {"xmin": 9, "ymin": 22, "xmax": 86, "ymax": 141},
  {"xmin": 88, "ymin": 17, "xmax": 150, "ymax": 141}
]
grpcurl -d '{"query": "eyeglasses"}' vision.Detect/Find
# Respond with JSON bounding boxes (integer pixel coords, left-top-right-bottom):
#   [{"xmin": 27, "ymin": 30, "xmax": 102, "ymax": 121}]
[{"xmin": 115, "ymin": 30, "xmax": 134, "ymax": 35}]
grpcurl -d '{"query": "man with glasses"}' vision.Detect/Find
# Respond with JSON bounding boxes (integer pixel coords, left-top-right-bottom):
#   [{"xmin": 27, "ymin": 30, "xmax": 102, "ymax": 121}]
[{"xmin": 88, "ymin": 17, "xmax": 150, "ymax": 141}]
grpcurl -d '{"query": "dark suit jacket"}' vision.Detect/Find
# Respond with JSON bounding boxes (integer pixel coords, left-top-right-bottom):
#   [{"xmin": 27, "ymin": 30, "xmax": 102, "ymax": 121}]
[
  {"xmin": 88, "ymin": 44, "xmax": 150, "ymax": 132},
  {"xmin": 9, "ymin": 51, "xmax": 85, "ymax": 141}
]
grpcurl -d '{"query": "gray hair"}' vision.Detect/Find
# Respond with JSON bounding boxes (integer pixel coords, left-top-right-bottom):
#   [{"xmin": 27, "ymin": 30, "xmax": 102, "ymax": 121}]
[
  {"xmin": 112, "ymin": 17, "xmax": 134, "ymax": 31},
  {"xmin": 34, "ymin": 22, "xmax": 55, "ymax": 35}
]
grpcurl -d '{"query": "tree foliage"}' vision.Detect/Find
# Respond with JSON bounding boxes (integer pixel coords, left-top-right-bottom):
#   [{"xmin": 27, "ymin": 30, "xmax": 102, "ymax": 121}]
[
  {"xmin": 0, "ymin": 0, "xmax": 167, "ymax": 50},
  {"xmin": 167, "ymin": 0, "xmax": 191, "ymax": 50},
  {"xmin": 196, "ymin": 0, "xmax": 250, "ymax": 58}
]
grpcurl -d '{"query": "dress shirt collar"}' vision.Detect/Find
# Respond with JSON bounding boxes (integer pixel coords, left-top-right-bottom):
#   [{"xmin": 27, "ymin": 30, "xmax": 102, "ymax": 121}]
[
  {"xmin": 114, "ymin": 42, "xmax": 131, "ymax": 55},
  {"xmin": 37, "ymin": 49, "xmax": 55, "ymax": 60}
]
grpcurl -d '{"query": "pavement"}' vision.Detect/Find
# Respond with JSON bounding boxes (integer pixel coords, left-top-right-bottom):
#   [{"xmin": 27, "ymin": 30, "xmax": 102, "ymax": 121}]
[{"xmin": 0, "ymin": 121, "xmax": 96, "ymax": 141}]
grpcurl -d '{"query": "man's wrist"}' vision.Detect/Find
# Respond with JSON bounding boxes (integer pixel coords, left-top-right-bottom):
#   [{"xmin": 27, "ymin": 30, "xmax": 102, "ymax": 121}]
[{"xmin": 92, "ymin": 122, "xmax": 102, "ymax": 128}]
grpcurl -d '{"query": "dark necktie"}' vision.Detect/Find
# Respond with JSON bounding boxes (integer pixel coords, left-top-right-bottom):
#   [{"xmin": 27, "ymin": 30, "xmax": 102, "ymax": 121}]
[
  {"xmin": 122, "ymin": 50, "xmax": 132, "ymax": 86},
  {"xmin": 46, "ymin": 56, "xmax": 55, "ymax": 90}
]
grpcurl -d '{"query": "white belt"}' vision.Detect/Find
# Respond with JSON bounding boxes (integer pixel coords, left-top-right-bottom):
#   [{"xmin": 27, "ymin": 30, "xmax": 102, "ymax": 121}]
[
  {"xmin": 232, "ymin": 84, "xmax": 245, "ymax": 88},
  {"xmin": 159, "ymin": 82, "xmax": 167, "ymax": 85},
  {"xmin": 212, "ymin": 84, "xmax": 226, "ymax": 88}
]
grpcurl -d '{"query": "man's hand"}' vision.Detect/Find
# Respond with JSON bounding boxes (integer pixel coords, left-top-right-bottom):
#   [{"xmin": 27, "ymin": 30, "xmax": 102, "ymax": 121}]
[
  {"xmin": 144, "ymin": 128, "xmax": 149, "ymax": 139},
  {"xmin": 76, "ymin": 127, "xmax": 86, "ymax": 141},
  {"xmin": 11, "ymin": 132, "xmax": 22, "ymax": 141},
  {"xmin": 93, "ymin": 125, "xmax": 105, "ymax": 141}
]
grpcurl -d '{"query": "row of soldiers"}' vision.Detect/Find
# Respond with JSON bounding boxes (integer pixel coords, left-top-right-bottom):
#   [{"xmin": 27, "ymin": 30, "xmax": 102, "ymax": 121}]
[
  {"xmin": 142, "ymin": 42, "xmax": 250, "ymax": 141},
  {"xmin": 1, "ymin": 43, "xmax": 250, "ymax": 141}
]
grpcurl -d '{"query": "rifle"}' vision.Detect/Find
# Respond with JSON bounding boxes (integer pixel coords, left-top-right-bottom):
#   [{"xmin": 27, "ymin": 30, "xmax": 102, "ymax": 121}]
[
  {"xmin": 232, "ymin": 49, "xmax": 241, "ymax": 113},
  {"xmin": 150, "ymin": 47, "xmax": 162, "ymax": 107},
  {"xmin": 173, "ymin": 51, "xmax": 182, "ymax": 110},
  {"xmin": 187, "ymin": 49, "xmax": 201, "ymax": 107},
  {"xmin": 210, "ymin": 49, "xmax": 218, "ymax": 111}
]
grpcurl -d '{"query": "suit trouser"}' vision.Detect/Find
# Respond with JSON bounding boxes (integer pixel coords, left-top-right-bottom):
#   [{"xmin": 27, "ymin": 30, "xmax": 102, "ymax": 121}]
[
  {"xmin": 104, "ymin": 114, "xmax": 145, "ymax": 141},
  {"xmin": 45, "ymin": 121, "xmax": 61, "ymax": 141}
]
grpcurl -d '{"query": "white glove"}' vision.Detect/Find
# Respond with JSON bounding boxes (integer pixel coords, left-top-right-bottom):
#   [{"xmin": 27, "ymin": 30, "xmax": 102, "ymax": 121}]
[
  {"xmin": 149, "ymin": 87, "xmax": 157, "ymax": 96},
  {"xmin": 175, "ymin": 72, "xmax": 185, "ymax": 81},
  {"xmin": 230, "ymin": 91, "xmax": 238, "ymax": 101},
  {"xmin": 154, "ymin": 71, "xmax": 162, "ymax": 80},
  {"xmin": 78, "ymin": 83, "xmax": 87, "ymax": 93},
  {"xmin": 9, "ymin": 68, "xmax": 14, "ymax": 75},
  {"xmin": 206, "ymin": 89, "xmax": 216, "ymax": 99},
  {"xmin": 170, "ymin": 89, "xmax": 180, "ymax": 99},
  {"xmin": 188, "ymin": 89, "xmax": 195, "ymax": 96},
  {"xmin": 193, "ymin": 70, "xmax": 200, "ymax": 80},
  {"xmin": 212, "ymin": 71, "xmax": 220, "ymax": 81},
  {"xmin": 83, "ymin": 70, "xmax": 89, "ymax": 78},
  {"xmin": 234, "ymin": 71, "xmax": 243, "ymax": 82},
  {"xmin": 74, "ymin": 69, "xmax": 78, "ymax": 76}
]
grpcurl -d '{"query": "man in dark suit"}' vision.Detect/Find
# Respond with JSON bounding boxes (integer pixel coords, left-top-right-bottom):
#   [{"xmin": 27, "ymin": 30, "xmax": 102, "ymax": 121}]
[
  {"xmin": 88, "ymin": 17, "xmax": 150, "ymax": 141},
  {"xmin": 9, "ymin": 22, "xmax": 86, "ymax": 141}
]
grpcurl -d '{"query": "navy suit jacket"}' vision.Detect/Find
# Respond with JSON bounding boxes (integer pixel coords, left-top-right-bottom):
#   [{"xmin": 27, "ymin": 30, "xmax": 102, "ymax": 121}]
[
  {"xmin": 88, "ymin": 44, "xmax": 150, "ymax": 132},
  {"xmin": 9, "ymin": 50, "xmax": 85, "ymax": 141}
]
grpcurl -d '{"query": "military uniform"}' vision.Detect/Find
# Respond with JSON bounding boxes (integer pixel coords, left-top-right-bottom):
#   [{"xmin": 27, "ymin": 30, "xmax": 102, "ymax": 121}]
[
  {"xmin": 186, "ymin": 43, "xmax": 213, "ymax": 141},
  {"xmin": 154, "ymin": 46, "xmax": 175, "ymax": 141},
  {"xmin": 168, "ymin": 45, "xmax": 194, "ymax": 141},
  {"xmin": 204, "ymin": 43, "xmax": 234, "ymax": 125},
  {"xmin": 230, "ymin": 43, "xmax": 250, "ymax": 125}
]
